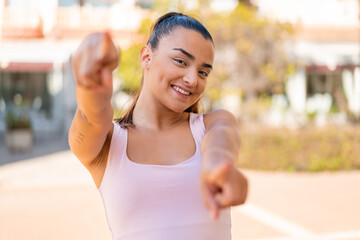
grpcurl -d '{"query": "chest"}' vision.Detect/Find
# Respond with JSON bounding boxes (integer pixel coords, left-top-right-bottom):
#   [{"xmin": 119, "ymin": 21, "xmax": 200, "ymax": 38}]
[{"xmin": 126, "ymin": 125, "xmax": 196, "ymax": 165}]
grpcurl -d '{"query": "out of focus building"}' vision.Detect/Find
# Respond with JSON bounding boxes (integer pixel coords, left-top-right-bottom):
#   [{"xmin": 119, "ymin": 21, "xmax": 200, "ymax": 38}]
[
  {"xmin": 1, "ymin": 0, "xmax": 359, "ymax": 146},
  {"xmin": 254, "ymin": 0, "xmax": 360, "ymax": 124},
  {"xmin": 0, "ymin": 0, "xmax": 147, "ymax": 141}
]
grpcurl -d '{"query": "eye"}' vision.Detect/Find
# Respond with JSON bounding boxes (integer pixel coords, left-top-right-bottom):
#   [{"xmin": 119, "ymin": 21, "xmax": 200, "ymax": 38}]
[
  {"xmin": 173, "ymin": 58, "xmax": 187, "ymax": 66},
  {"xmin": 199, "ymin": 71, "xmax": 209, "ymax": 78}
]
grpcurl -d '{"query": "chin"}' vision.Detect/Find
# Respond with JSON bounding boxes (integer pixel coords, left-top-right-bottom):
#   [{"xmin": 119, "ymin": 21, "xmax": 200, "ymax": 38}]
[
  {"xmin": 171, "ymin": 107, "xmax": 187, "ymax": 113},
  {"xmin": 167, "ymin": 104, "xmax": 190, "ymax": 113}
]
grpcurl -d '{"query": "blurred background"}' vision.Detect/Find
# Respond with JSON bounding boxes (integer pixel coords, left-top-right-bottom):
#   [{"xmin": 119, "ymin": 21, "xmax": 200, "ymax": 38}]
[
  {"xmin": 0, "ymin": 0, "xmax": 359, "ymax": 171},
  {"xmin": 0, "ymin": 1, "xmax": 360, "ymax": 240}
]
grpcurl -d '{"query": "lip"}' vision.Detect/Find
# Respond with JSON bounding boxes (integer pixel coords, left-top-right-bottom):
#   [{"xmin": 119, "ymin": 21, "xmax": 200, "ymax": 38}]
[{"xmin": 171, "ymin": 84, "xmax": 192, "ymax": 98}]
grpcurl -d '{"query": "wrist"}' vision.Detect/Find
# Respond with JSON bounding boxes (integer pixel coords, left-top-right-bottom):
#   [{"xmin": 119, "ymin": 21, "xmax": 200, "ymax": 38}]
[
  {"xmin": 78, "ymin": 103, "xmax": 113, "ymax": 127},
  {"xmin": 202, "ymin": 149, "xmax": 235, "ymax": 171}
]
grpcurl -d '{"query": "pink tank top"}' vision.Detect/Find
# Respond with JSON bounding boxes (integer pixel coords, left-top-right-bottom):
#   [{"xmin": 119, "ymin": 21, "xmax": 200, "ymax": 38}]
[{"xmin": 98, "ymin": 113, "xmax": 231, "ymax": 240}]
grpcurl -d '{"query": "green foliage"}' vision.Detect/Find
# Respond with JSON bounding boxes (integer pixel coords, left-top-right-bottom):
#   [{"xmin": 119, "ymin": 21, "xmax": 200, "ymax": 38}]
[
  {"xmin": 115, "ymin": 44, "xmax": 143, "ymax": 93},
  {"xmin": 238, "ymin": 126, "xmax": 360, "ymax": 171},
  {"xmin": 115, "ymin": 16, "xmax": 156, "ymax": 94},
  {"xmin": 205, "ymin": 64, "xmax": 229, "ymax": 105},
  {"xmin": 307, "ymin": 112, "xmax": 317, "ymax": 121},
  {"xmin": 150, "ymin": 0, "xmax": 183, "ymax": 13},
  {"xmin": 204, "ymin": 3, "xmax": 295, "ymax": 100},
  {"xmin": 6, "ymin": 107, "xmax": 32, "ymax": 130},
  {"xmin": 138, "ymin": 17, "xmax": 153, "ymax": 35},
  {"xmin": 115, "ymin": 1, "xmax": 295, "ymax": 106}
]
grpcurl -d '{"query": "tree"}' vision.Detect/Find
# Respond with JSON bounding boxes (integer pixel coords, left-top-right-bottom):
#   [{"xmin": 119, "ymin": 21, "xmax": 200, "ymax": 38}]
[
  {"xmin": 115, "ymin": 0, "xmax": 295, "ymax": 107},
  {"xmin": 115, "ymin": 44, "xmax": 143, "ymax": 93},
  {"xmin": 114, "ymin": 17, "xmax": 153, "ymax": 93},
  {"xmin": 204, "ymin": 3, "xmax": 295, "ymax": 101}
]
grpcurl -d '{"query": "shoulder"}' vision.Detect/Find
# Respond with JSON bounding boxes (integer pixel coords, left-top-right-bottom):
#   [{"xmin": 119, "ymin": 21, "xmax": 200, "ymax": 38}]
[{"xmin": 203, "ymin": 109, "xmax": 238, "ymax": 130}]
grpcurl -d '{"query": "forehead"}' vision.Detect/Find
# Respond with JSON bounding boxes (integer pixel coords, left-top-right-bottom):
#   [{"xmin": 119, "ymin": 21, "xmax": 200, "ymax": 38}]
[{"xmin": 156, "ymin": 27, "xmax": 215, "ymax": 63}]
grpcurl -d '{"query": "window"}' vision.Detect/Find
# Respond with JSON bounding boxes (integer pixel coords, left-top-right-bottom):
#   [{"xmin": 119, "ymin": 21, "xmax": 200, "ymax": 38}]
[
  {"xmin": 59, "ymin": 0, "xmax": 79, "ymax": 7},
  {"xmin": 0, "ymin": 71, "xmax": 52, "ymax": 118}
]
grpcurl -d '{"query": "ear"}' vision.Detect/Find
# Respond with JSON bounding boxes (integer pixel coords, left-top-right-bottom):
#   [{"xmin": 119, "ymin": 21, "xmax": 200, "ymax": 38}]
[{"xmin": 140, "ymin": 45, "xmax": 152, "ymax": 70}]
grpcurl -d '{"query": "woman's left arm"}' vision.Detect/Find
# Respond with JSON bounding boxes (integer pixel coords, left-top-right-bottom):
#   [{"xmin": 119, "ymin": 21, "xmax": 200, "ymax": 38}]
[{"xmin": 201, "ymin": 109, "xmax": 248, "ymax": 219}]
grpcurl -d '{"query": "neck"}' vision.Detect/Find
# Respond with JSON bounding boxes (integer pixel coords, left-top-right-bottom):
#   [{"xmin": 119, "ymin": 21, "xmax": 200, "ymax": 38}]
[{"xmin": 132, "ymin": 91, "xmax": 187, "ymax": 130}]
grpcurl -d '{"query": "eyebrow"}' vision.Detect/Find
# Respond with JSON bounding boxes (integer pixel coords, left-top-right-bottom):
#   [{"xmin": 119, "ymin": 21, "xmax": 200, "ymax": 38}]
[
  {"xmin": 202, "ymin": 63, "xmax": 213, "ymax": 70},
  {"xmin": 173, "ymin": 48, "xmax": 213, "ymax": 69}
]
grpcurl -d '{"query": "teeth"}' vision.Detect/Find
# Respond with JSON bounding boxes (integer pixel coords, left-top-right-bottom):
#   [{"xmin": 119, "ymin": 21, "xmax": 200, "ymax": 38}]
[{"xmin": 173, "ymin": 86, "xmax": 190, "ymax": 95}]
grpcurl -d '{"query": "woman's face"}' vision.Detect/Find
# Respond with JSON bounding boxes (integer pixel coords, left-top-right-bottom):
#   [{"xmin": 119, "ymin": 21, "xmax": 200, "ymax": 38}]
[{"xmin": 142, "ymin": 27, "xmax": 215, "ymax": 113}]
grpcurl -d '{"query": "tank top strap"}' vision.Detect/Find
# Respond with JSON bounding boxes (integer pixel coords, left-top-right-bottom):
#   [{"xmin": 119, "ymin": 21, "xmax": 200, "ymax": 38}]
[
  {"xmin": 189, "ymin": 113, "xmax": 206, "ymax": 146},
  {"xmin": 99, "ymin": 122, "xmax": 127, "ymax": 190}
]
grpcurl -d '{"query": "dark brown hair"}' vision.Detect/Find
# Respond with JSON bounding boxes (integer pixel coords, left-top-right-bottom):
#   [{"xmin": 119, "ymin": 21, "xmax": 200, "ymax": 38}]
[{"xmin": 116, "ymin": 12, "xmax": 213, "ymax": 128}]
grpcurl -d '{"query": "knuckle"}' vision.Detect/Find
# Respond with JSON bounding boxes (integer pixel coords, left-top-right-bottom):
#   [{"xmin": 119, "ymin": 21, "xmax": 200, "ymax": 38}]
[
  {"xmin": 234, "ymin": 196, "xmax": 241, "ymax": 205},
  {"xmin": 224, "ymin": 191, "xmax": 240, "ymax": 206},
  {"xmin": 81, "ymin": 70, "xmax": 92, "ymax": 80},
  {"xmin": 235, "ymin": 192, "xmax": 246, "ymax": 205},
  {"xmin": 229, "ymin": 197, "xmax": 238, "ymax": 206}
]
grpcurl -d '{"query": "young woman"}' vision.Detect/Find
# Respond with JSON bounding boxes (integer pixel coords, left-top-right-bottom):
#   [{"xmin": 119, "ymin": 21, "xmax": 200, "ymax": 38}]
[{"xmin": 69, "ymin": 12, "xmax": 248, "ymax": 240}]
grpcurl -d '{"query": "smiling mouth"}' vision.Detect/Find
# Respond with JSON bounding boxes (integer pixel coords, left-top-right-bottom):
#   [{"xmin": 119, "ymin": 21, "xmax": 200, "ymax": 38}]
[{"xmin": 171, "ymin": 85, "xmax": 191, "ymax": 96}]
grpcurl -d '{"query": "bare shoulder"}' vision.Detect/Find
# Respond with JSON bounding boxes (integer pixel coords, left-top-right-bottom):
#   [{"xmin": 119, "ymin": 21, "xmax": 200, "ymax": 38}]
[{"xmin": 203, "ymin": 109, "xmax": 238, "ymax": 130}]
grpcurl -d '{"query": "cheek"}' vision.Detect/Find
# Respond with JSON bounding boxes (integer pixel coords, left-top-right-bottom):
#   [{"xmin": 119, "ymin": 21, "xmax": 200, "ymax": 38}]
[
  {"xmin": 154, "ymin": 64, "xmax": 176, "ymax": 84},
  {"xmin": 197, "ymin": 80, "xmax": 207, "ymax": 94}
]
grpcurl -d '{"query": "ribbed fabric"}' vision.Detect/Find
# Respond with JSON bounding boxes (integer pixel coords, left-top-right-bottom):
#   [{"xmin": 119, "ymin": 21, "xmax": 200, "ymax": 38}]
[{"xmin": 98, "ymin": 113, "xmax": 231, "ymax": 240}]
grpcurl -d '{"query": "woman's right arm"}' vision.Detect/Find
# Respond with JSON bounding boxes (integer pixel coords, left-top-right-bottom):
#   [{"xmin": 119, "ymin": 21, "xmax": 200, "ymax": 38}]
[{"xmin": 68, "ymin": 33, "xmax": 119, "ymax": 177}]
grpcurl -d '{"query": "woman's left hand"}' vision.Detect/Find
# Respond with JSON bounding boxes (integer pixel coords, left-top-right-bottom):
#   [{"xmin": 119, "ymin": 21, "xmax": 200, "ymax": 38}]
[{"xmin": 201, "ymin": 159, "xmax": 248, "ymax": 220}]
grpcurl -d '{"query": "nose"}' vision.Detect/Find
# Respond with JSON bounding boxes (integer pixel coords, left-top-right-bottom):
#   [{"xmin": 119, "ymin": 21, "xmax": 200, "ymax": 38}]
[{"xmin": 183, "ymin": 69, "xmax": 197, "ymax": 87}]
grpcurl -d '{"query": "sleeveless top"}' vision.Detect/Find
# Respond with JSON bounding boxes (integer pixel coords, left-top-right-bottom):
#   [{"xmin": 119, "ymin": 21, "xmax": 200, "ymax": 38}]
[{"xmin": 98, "ymin": 113, "xmax": 231, "ymax": 240}]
